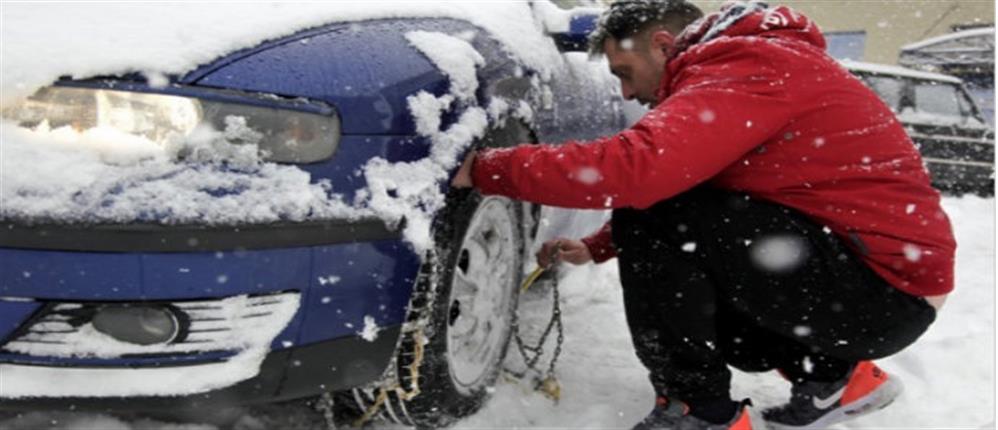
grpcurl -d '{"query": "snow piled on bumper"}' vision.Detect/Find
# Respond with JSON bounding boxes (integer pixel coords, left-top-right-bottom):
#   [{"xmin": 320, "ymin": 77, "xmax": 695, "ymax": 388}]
[{"xmin": 0, "ymin": 293, "xmax": 300, "ymax": 398}]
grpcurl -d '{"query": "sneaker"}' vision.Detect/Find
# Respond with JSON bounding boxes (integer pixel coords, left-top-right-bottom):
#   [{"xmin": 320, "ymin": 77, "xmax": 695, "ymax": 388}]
[
  {"xmin": 763, "ymin": 361, "xmax": 902, "ymax": 429},
  {"xmin": 633, "ymin": 397, "xmax": 754, "ymax": 430}
]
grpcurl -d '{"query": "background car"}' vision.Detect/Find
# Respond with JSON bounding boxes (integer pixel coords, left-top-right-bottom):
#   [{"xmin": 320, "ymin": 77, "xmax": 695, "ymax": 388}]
[
  {"xmin": 844, "ymin": 60, "xmax": 995, "ymax": 196},
  {"xmin": 0, "ymin": 3, "xmax": 622, "ymax": 427},
  {"xmin": 899, "ymin": 26, "xmax": 994, "ymax": 127}
]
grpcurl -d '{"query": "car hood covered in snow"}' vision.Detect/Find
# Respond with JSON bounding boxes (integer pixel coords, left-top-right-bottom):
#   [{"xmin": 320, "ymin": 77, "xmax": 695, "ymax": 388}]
[{"xmin": 0, "ymin": 2, "xmax": 561, "ymax": 108}]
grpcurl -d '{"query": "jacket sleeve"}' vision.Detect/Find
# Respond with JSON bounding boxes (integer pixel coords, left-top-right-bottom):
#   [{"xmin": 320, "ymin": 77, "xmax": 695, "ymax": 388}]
[
  {"xmin": 580, "ymin": 221, "xmax": 616, "ymax": 263},
  {"xmin": 472, "ymin": 46, "xmax": 796, "ymax": 210}
]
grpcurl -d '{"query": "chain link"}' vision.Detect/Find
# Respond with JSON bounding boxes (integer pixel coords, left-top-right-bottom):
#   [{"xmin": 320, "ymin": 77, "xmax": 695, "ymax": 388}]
[
  {"xmin": 344, "ymin": 251, "xmax": 440, "ymax": 428},
  {"xmin": 343, "ymin": 242, "xmax": 567, "ymax": 426},
  {"xmin": 315, "ymin": 391, "xmax": 338, "ymax": 430},
  {"xmin": 505, "ymin": 263, "xmax": 565, "ymax": 397}
]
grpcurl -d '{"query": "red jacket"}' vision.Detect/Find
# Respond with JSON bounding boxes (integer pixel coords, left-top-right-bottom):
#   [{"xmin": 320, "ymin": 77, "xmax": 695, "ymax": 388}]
[{"xmin": 472, "ymin": 4, "xmax": 955, "ymax": 297}]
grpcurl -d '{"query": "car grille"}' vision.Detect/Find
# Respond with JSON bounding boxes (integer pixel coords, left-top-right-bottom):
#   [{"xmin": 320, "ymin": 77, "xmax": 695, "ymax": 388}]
[{"xmin": 1, "ymin": 292, "xmax": 300, "ymax": 359}]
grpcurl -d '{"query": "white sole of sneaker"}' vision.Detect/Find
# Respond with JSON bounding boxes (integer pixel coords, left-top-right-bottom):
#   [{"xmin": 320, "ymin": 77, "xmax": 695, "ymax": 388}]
[{"xmin": 765, "ymin": 376, "xmax": 904, "ymax": 430}]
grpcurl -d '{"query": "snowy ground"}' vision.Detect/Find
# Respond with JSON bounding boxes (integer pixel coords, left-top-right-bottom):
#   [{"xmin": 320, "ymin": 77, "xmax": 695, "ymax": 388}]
[
  {"xmin": 0, "ymin": 196, "xmax": 993, "ymax": 429},
  {"xmin": 462, "ymin": 196, "xmax": 996, "ymax": 430}
]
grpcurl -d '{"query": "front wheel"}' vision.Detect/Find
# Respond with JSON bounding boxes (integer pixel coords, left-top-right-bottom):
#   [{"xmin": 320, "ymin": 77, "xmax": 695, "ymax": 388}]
[{"xmin": 353, "ymin": 192, "xmax": 523, "ymax": 428}]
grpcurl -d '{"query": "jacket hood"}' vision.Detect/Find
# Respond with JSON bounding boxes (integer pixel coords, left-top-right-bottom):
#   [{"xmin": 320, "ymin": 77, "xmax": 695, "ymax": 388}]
[{"xmin": 656, "ymin": 1, "xmax": 826, "ymax": 100}]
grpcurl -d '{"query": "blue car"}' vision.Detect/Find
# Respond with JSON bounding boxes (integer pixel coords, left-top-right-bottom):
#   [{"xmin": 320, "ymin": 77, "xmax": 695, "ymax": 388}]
[{"xmin": 0, "ymin": 3, "xmax": 625, "ymax": 427}]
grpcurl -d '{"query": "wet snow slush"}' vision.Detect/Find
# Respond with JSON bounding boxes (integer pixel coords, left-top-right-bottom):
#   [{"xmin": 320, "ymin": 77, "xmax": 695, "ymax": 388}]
[{"xmin": 0, "ymin": 196, "xmax": 992, "ymax": 430}]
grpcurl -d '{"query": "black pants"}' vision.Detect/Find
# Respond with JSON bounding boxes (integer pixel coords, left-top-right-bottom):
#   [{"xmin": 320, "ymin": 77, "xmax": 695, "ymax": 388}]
[{"xmin": 611, "ymin": 187, "xmax": 936, "ymax": 402}]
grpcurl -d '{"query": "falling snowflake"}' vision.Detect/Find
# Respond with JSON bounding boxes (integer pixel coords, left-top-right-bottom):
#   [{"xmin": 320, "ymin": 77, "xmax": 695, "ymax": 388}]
[
  {"xmin": 749, "ymin": 234, "xmax": 809, "ymax": 273},
  {"xmin": 802, "ymin": 356, "xmax": 814, "ymax": 373},
  {"xmin": 318, "ymin": 275, "xmax": 342, "ymax": 286},
  {"xmin": 681, "ymin": 242, "xmax": 697, "ymax": 253},
  {"xmin": 359, "ymin": 315, "xmax": 381, "ymax": 342},
  {"xmin": 576, "ymin": 167, "xmax": 602, "ymax": 185},
  {"xmin": 902, "ymin": 244, "xmax": 923, "ymax": 262},
  {"xmin": 698, "ymin": 109, "xmax": 716, "ymax": 124}
]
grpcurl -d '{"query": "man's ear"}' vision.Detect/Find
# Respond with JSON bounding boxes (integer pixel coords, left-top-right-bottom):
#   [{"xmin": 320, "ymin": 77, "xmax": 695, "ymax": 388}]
[{"xmin": 649, "ymin": 30, "xmax": 675, "ymax": 54}]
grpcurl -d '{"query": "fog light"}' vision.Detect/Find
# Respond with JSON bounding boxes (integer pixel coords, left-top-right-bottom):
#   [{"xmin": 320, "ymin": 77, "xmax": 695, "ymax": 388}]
[{"xmin": 92, "ymin": 306, "xmax": 180, "ymax": 345}]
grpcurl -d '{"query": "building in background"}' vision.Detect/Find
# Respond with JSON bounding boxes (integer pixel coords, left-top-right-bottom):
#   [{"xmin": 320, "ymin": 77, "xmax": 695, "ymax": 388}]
[
  {"xmin": 690, "ymin": 1, "xmax": 995, "ymax": 124},
  {"xmin": 689, "ymin": 1, "xmax": 994, "ymax": 65},
  {"xmin": 579, "ymin": 0, "xmax": 995, "ymax": 123},
  {"xmin": 560, "ymin": 1, "xmax": 992, "ymax": 64}
]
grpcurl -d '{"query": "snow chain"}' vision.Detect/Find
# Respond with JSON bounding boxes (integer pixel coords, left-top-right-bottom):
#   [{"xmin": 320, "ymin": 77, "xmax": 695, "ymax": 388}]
[
  {"xmin": 351, "ymin": 329, "xmax": 426, "ymax": 427},
  {"xmin": 505, "ymin": 264, "xmax": 565, "ymax": 402},
  {"xmin": 317, "ymin": 392, "xmax": 337, "ymax": 430},
  {"xmin": 346, "ymin": 248, "xmax": 565, "ymax": 427},
  {"xmin": 344, "ymin": 247, "xmax": 445, "ymax": 428}
]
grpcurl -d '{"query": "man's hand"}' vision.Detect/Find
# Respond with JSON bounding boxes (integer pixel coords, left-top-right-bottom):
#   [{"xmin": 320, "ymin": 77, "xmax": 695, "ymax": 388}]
[
  {"xmin": 451, "ymin": 150, "xmax": 477, "ymax": 189},
  {"xmin": 536, "ymin": 238, "xmax": 592, "ymax": 269}
]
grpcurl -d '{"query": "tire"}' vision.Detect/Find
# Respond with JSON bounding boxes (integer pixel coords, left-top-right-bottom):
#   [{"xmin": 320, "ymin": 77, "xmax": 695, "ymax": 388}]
[
  {"xmin": 399, "ymin": 191, "xmax": 523, "ymax": 427},
  {"xmin": 342, "ymin": 190, "xmax": 523, "ymax": 428},
  {"xmin": 340, "ymin": 123, "xmax": 532, "ymax": 428}
]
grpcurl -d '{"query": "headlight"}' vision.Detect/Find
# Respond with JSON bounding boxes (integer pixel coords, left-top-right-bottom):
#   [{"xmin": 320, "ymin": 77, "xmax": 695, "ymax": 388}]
[{"xmin": 2, "ymin": 86, "xmax": 339, "ymax": 163}]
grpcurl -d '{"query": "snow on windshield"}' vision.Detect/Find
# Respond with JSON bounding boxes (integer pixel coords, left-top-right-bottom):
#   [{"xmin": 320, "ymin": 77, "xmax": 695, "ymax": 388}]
[{"xmin": 0, "ymin": 2, "xmax": 571, "ymax": 252}]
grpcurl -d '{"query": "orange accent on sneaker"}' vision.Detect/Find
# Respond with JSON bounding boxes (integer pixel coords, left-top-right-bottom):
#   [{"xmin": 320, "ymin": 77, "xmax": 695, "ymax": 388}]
[
  {"xmin": 728, "ymin": 406, "xmax": 753, "ymax": 430},
  {"xmin": 656, "ymin": 397, "xmax": 692, "ymax": 415},
  {"xmin": 776, "ymin": 368, "xmax": 790, "ymax": 381},
  {"xmin": 840, "ymin": 361, "xmax": 889, "ymax": 406}
]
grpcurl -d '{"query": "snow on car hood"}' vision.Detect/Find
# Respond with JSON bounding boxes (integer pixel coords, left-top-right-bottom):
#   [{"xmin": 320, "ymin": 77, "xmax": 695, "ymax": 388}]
[
  {"xmin": 0, "ymin": 2, "xmax": 560, "ymax": 108},
  {"xmin": 0, "ymin": 2, "xmax": 576, "ymax": 253},
  {"xmin": 0, "ymin": 119, "xmax": 359, "ymax": 225}
]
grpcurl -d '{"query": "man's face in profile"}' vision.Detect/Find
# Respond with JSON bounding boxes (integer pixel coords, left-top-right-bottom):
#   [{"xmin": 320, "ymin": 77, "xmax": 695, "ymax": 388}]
[{"xmin": 603, "ymin": 31, "xmax": 671, "ymax": 107}]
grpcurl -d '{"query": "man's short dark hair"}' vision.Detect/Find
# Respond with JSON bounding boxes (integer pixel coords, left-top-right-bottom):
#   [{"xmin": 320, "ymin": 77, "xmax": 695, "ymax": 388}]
[{"xmin": 589, "ymin": 0, "xmax": 704, "ymax": 55}]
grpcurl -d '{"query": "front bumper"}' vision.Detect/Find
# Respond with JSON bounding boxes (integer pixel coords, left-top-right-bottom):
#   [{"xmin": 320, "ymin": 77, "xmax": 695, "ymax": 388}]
[
  {"xmin": 0, "ymin": 217, "xmax": 422, "ymax": 411},
  {"xmin": 0, "ymin": 325, "xmax": 401, "ymax": 413}
]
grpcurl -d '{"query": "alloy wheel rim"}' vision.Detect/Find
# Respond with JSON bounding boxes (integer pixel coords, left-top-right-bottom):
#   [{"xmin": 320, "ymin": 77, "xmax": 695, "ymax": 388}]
[{"xmin": 445, "ymin": 197, "xmax": 517, "ymax": 394}]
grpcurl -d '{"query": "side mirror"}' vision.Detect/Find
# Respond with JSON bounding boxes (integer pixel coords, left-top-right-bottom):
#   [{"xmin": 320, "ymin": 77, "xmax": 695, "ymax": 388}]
[
  {"xmin": 551, "ymin": 13, "xmax": 600, "ymax": 52},
  {"xmin": 534, "ymin": 2, "xmax": 602, "ymax": 52}
]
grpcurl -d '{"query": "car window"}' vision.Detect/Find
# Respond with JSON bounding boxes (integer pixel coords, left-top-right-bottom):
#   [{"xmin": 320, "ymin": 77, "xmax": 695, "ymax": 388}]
[
  {"xmin": 863, "ymin": 76, "xmax": 904, "ymax": 111},
  {"xmin": 955, "ymin": 87, "xmax": 986, "ymax": 124},
  {"xmin": 913, "ymin": 81, "xmax": 964, "ymax": 119}
]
